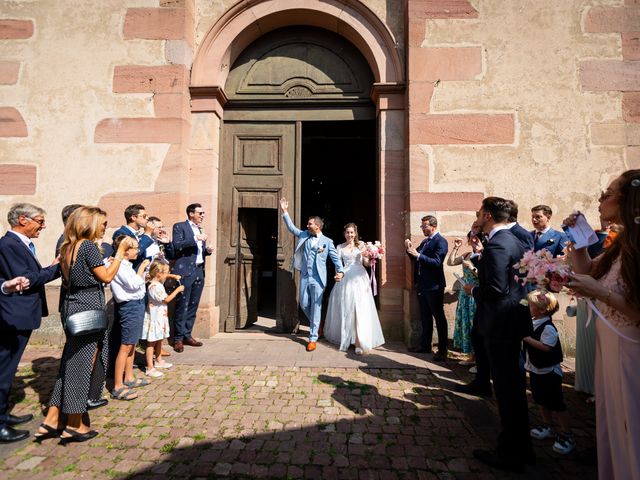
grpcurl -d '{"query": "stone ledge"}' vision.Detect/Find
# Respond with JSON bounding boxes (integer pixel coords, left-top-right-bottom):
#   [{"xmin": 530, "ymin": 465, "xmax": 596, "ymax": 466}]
[
  {"xmin": 409, "ymin": 192, "xmax": 484, "ymax": 211},
  {"xmin": 409, "ymin": 113, "xmax": 515, "ymax": 145},
  {"xmin": 0, "ymin": 19, "xmax": 34, "ymax": 39},
  {"xmin": 113, "ymin": 65, "xmax": 188, "ymax": 94},
  {"xmin": 0, "ymin": 107, "xmax": 28, "ymax": 137},
  {"xmin": 409, "ymin": 47, "xmax": 482, "ymax": 82},
  {"xmin": 584, "ymin": 6, "xmax": 640, "ymax": 34},
  {"xmin": 408, "ymin": 0, "xmax": 479, "ymax": 19},
  {"xmin": 0, "ymin": 61, "xmax": 20, "ymax": 85},
  {"xmin": 0, "ymin": 164, "xmax": 36, "ymax": 195},
  {"xmin": 123, "ymin": 8, "xmax": 188, "ymax": 40},
  {"xmin": 94, "ymin": 117, "xmax": 185, "ymax": 143},
  {"xmin": 580, "ymin": 60, "xmax": 640, "ymax": 92}
]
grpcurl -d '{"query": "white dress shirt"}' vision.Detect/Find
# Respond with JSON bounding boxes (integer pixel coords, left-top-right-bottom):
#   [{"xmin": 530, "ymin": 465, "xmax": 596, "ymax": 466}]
[
  {"xmin": 188, "ymin": 221, "xmax": 204, "ymax": 265},
  {"xmin": 109, "ymin": 259, "xmax": 146, "ymax": 303}
]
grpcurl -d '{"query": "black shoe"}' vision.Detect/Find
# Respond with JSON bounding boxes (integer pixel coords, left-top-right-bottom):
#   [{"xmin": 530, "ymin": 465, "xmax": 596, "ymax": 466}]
[
  {"xmin": 473, "ymin": 448, "xmax": 524, "ymax": 474},
  {"xmin": 456, "ymin": 382, "xmax": 492, "ymax": 397},
  {"xmin": 87, "ymin": 399, "xmax": 108, "ymax": 410},
  {"xmin": 33, "ymin": 423, "xmax": 62, "ymax": 443},
  {"xmin": 59, "ymin": 428, "xmax": 98, "ymax": 446},
  {"xmin": 6, "ymin": 413, "xmax": 33, "ymax": 426},
  {"xmin": 432, "ymin": 351, "xmax": 447, "ymax": 362},
  {"xmin": 408, "ymin": 346, "xmax": 431, "ymax": 353},
  {"xmin": 0, "ymin": 426, "xmax": 30, "ymax": 443}
]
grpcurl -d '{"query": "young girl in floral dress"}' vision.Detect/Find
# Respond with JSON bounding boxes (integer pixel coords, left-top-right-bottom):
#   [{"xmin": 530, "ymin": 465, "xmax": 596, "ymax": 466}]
[{"xmin": 142, "ymin": 260, "xmax": 184, "ymax": 377}]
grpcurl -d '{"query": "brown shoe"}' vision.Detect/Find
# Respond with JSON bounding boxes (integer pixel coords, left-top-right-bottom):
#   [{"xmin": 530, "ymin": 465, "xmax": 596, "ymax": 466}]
[
  {"xmin": 173, "ymin": 340, "xmax": 184, "ymax": 353},
  {"xmin": 306, "ymin": 341, "xmax": 316, "ymax": 352},
  {"xmin": 160, "ymin": 348, "xmax": 171, "ymax": 357},
  {"xmin": 183, "ymin": 337, "xmax": 203, "ymax": 347}
]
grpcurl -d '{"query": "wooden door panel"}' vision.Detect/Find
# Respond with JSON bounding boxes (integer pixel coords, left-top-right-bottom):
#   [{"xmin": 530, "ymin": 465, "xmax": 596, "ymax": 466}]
[{"xmin": 218, "ymin": 122, "xmax": 297, "ymax": 332}]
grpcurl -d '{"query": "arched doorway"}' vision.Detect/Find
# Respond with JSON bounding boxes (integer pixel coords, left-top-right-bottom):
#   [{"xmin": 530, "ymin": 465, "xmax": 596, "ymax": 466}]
[
  {"xmin": 217, "ymin": 27, "xmax": 377, "ymax": 332},
  {"xmin": 189, "ymin": 0, "xmax": 406, "ymax": 340}
]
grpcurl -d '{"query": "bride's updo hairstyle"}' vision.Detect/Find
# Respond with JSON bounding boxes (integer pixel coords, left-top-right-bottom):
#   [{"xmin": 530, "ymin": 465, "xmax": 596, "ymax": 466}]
[{"xmin": 343, "ymin": 222, "xmax": 360, "ymax": 246}]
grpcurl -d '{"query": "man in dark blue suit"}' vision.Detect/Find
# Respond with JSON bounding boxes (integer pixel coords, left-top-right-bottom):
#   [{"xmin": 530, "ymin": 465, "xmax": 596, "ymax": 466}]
[
  {"xmin": 0, "ymin": 203, "xmax": 60, "ymax": 443},
  {"xmin": 405, "ymin": 215, "xmax": 449, "ymax": 361},
  {"xmin": 111, "ymin": 204, "xmax": 154, "ymax": 269},
  {"xmin": 171, "ymin": 203, "xmax": 213, "ymax": 353},
  {"xmin": 530, "ymin": 204, "xmax": 568, "ymax": 257},
  {"xmin": 506, "ymin": 200, "xmax": 534, "ymax": 251},
  {"xmin": 464, "ymin": 197, "xmax": 533, "ymax": 473}
]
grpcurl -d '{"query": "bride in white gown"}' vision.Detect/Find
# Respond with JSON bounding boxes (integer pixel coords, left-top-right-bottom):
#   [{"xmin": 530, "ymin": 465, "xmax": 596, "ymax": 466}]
[{"xmin": 324, "ymin": 223, "xmax": 385, "ymax": 354}]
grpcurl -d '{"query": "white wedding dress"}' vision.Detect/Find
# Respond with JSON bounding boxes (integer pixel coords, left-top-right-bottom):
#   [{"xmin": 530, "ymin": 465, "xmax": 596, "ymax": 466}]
[{"xmin": 324, "ymin": 244, "xmax": 385, "ymax": 351}]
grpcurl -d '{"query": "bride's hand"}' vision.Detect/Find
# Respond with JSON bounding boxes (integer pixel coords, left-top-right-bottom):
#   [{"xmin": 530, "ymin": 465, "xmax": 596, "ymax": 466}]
[
  {"xmin": 334, "ymin": 272, "xmax": 344, "ymax": 282},
  {"xmin": 562, "ymin": 211, "xmax": 581, "ymax": 228}
]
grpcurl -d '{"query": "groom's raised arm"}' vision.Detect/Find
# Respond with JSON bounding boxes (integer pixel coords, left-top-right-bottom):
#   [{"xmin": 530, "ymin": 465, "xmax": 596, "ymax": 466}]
[{"xmin": 280, "ymin": 197, "xmax": 303, "ymax": 237}]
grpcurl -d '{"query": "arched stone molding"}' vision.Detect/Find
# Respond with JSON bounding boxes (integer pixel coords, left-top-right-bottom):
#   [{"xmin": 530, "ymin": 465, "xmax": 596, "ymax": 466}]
[{"xmin": 190, "ymin": 0, "xmax": 404, "ymax": 110}]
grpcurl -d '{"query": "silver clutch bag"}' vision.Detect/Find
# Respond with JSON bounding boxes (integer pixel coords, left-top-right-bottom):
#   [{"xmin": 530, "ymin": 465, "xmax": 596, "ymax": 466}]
[{"xmin": 64, "ymin": 309, "xmax": 107, "ymax": 336}]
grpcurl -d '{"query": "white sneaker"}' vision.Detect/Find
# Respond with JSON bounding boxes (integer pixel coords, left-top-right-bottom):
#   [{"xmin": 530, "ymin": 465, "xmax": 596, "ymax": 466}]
[
  {"xmin": 145, "ymin": 368, "xmax": 164, "ymax": 378},
  {"xmin": 469, "ymin": 366, "xmax": 477, "ymax": 374},
  {"xmin": 355, "ymin": 347, "xmax": 364, "ymax": 355},
  {"xmin": 530, "ymin": 425, "xmax": 554, "ymax": 440},
  {"xmin": 552, "ymin": 433, "xmax": 576, "ymax": 454},
  {"xmin": 155, "ymin": 362, "xmax": 173, "ymax": 369}
]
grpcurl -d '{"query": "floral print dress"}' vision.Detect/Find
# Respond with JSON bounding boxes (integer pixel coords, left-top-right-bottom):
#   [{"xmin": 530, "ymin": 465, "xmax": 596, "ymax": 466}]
[{"xmin": 141, "ymin": 280, "xmax": 170, "ymax": 342}]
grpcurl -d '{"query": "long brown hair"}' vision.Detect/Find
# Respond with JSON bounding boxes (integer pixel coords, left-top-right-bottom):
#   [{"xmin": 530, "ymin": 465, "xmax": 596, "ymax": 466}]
[
  {"xmin": 343, "ymin": 222, "xmax": 360, "ymax": 246},
  {"xmin": 59, "ymin": 206, "xmax": 106, "ymax": 278},
  {"xmin": 590, "ymin": 169, "xmax": 640, "ymax": 309}
]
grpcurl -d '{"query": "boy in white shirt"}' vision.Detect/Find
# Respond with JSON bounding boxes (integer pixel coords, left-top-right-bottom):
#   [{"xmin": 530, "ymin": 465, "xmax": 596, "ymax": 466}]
[
  {"xmin": 110, "ymin": 235, "xmax": 149, "ymax": 400},
  {"xmin": 523, "ymin": 290, "xmax": 575, "ymax": 455}
]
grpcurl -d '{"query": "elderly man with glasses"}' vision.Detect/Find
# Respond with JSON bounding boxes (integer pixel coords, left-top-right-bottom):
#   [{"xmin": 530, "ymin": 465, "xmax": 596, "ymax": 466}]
[
  {"xmin": 0, "ymin": 203, "xmax": 61, "ymax": 442},
  {"xmin": 171, "ymin": 203, "xmax": 213, "ymax": 352}
]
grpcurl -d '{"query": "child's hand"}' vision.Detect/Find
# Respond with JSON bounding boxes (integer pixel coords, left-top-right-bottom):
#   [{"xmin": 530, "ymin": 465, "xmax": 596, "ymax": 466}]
[
  {"xmin": 175, "ymin": 285, "xmax": 185, "ymax": 293},
  {"xmin": 140, "ymin": 259, "xmax": 150, "ymax": 269},
  {"xmin": 172, "ymin": 274, "xmax": 181, "ymax": 281}
]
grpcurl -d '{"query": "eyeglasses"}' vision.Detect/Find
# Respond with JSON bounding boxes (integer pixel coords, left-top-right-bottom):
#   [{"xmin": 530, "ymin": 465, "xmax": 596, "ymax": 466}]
[
  {"xmin": 28, "ymin": 217, "xmax": 45, "ymax": 226},
  {"xmin": 194, "ymin": 211, "xmax": 205, "ymax": 216}
]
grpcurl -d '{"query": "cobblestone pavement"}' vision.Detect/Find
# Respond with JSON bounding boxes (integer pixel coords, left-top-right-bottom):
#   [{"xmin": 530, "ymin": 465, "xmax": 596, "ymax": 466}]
[{"xmin": 0, "ymin": 336, "xmax": 596, "ymax": 479}]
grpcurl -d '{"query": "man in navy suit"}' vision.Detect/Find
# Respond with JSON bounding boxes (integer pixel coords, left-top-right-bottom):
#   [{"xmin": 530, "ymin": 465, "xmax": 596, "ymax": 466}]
[
  {"xmin": 171, "ymin": 203, "xmax": 213, "ymax": 352},
  {"xmin": 111, "ymin": 204, "xmax": 154, "ymax": 269},
  {"xmin": 530, "ymin": 205, "xmax": 568, "ymax": 257},
  {"xmin": 405, "ymin": 215, "xmax": 449, "ymax": 361},
  {"xmin": 464, "ymin": 197, "xmax": 533, "ymax": 472},
  {"xmin": 506, "ymin": 200, "xmax": 534, "ymax": 251},
  {"xmin": 0, "ymin": 203, "xmax": 60, "ymax": 443}
]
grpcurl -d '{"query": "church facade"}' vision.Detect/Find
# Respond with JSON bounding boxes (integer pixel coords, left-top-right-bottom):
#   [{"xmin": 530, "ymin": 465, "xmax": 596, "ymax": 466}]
[{"xmin": 0, "ymin": 0, "xmax": 636, "ymax": 341}]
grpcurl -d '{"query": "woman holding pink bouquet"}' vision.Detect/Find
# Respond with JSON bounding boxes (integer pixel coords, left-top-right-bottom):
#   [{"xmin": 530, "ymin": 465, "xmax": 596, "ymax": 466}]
[
  {"xmin": 563, "ymin": 169, "xmax": 640, "ymax": 479},
  {"xmin": 324, "ymin": 223, "xmax": 385, "ymax": 354}
]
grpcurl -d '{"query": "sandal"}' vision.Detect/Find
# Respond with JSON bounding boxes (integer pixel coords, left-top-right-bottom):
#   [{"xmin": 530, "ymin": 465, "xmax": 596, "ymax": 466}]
[
  {"xmin": 111, "ymin": 386, "xmax": 138, "ymax": 401},
  {"xmin": 34, "ymin": 423, "xmax": 62, "ymax": 442},
  {"xmin": 124, "ymin": 377, "xmax": 149, "ymax": 388},
  {"xmin": 59, "ymin": 427, "xmax": 98, "ymax": 445}
]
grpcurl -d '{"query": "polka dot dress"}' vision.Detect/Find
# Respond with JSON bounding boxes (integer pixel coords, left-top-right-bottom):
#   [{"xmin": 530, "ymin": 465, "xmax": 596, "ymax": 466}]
[{"xmin": 49, "ymin": 241, "xmax": 107, "ymax": 414}]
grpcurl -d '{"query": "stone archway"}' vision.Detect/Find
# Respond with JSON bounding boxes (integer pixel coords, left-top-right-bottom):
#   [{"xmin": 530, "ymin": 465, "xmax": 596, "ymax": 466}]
[{"xmin": 189, "ymin": 0, "xmax": 407, "ymax": 339}]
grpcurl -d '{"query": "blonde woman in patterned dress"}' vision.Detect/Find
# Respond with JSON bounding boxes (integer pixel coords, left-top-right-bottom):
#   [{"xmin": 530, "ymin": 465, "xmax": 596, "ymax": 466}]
[{"xmin": 563, "ymin": 169, "xmax": 640, "ymax": 479}]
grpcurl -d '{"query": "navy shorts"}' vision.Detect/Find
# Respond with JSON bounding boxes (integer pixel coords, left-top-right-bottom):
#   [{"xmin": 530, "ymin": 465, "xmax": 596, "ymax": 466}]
[
  {"xmin": 529, "ymin": 371, "xmax": 566, "ymax": 412},
  {"xmin": 115, "ymin": 298, "xmax": 145, "ymax": 345}
]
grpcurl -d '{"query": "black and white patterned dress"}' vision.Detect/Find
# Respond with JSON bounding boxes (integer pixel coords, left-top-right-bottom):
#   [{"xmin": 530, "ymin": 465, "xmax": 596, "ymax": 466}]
[{"xmin": 49, "ymin": 240, "xmax": 107, "ymax": 414}]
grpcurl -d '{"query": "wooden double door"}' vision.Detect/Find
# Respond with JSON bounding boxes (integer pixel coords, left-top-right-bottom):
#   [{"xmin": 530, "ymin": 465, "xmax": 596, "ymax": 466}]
[{"xmin": 217, "ymin": 121, "xmax": 299, "ymax": 332}]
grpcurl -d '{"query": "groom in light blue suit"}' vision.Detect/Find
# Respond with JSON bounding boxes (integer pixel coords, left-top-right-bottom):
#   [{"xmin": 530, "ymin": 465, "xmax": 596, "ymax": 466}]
[{"xmin": 280, "ymin": 198, "xmax": 344, "ymax": 352}]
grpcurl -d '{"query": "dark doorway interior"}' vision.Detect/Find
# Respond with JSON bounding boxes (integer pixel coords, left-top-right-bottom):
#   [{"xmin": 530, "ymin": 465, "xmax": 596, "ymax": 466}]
[
  {"xmin": 301, "ymin": 120, "xmax": 377, "ymax": 243},
  {"xmin": 237, "ymin": 208, "xmax": 278, "ymax": 329},
  {"xmin": 301, "ymin": 120, "xmax": 377, "ymax": 322}
]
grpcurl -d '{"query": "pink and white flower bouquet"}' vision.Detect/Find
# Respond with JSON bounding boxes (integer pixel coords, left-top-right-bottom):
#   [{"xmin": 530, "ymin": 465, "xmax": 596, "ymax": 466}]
[
  {"xmin": 363, "ymin": 241, "xmax": 384, "ymax": 296},
  {"xmin": 513, "ymin": 249, "xmax": 571, "ymax": 294}
]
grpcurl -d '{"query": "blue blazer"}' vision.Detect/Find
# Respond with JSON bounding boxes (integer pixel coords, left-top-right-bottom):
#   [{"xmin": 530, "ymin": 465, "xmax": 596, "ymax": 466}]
[
  {"xmin": 112, "ymin": 225, "xmax": 154, "ymax": 269},
  {"xmin": 413, "ymin": 233, "xmax": 448, "ymax": 291},
  {"xmin": 282, "ymin": 213, "xmax": 343, "ymax": 289},
  {"xmin": 531, "ymin": 228, "xmax": 569, "ymax": 257},
  {"xmin": 509, "ymin": 223, "xmax": 534, "ymax": 251},
  {"xmin": 171, "ymin": 221, "xmax": 211, "ymax": 278},
  {"xmin": 0, "ymin": 232, "xmax": 60, "ymax": 331}
]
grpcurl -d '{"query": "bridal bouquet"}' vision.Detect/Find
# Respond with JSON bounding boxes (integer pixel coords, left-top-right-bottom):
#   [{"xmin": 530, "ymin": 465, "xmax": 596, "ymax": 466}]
[
  {"xmin": 364, "ymin": 241, "xmax": 384, "ymax": 296},
  {"xmin": 513, "ymin": 249, "xmax": 571, "ymax": 295}
]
